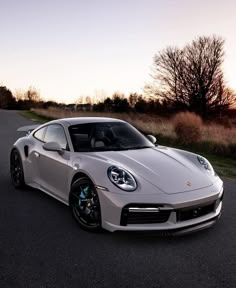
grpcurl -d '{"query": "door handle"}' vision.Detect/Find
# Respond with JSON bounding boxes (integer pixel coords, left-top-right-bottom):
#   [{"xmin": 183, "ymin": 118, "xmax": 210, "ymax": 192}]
[{"xmin": 34, "ymin": 152, "xmax": 40, "ymax": 158}]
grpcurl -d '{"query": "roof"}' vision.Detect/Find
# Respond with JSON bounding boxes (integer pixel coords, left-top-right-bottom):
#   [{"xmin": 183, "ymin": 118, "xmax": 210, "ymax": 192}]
[{"xmin": 50, "ymin": 117, "xmax": 125, "ymax": 126}]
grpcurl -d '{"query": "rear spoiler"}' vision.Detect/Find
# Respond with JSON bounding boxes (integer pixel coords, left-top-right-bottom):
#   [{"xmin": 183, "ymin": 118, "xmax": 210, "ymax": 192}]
[{"xmin": 17, "ymin": 124, "xmax": 40, "ymax": 133}]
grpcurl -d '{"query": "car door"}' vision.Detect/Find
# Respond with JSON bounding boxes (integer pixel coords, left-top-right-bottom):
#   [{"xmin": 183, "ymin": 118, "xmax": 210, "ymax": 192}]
[
  {"xmin": 27, "ymin": 126, "xmax": 47, "ymax": 186},
  {"xmin": 36, "ymin": 124, "xmax": 71, "ymax": 202}
]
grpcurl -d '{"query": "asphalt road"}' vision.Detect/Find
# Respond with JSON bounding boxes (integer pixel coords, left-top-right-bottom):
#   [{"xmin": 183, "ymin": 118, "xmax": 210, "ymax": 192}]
[{"xmin": 0, "ymin": 110, "xmax": 235, "ymax": 288}]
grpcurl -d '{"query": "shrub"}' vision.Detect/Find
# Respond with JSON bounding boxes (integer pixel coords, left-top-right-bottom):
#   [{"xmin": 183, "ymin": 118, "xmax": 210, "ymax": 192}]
[
  {"xmin": 173, "ymin": 112, "xmax": 202, "ymax": 144},
  {"xmin": 220, "ymin": 116, "xmax": 233, "ymax": 129}
]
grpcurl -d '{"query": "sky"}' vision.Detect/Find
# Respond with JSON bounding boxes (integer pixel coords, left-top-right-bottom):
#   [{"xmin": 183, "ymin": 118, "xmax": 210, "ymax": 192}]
[{"xmin": 1, "ymin": 0, "xmax": 236, "ymax": 104}]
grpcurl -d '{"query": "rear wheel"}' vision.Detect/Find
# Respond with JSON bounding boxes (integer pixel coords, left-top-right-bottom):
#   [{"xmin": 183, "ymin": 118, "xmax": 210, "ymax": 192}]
[
  {"xmin": 10, "ymin": 149, "xmax": 25, "ymax": 189},
  {"xmin": 69, "ymin": 177, "xmax": 102, "ymax": 232}
]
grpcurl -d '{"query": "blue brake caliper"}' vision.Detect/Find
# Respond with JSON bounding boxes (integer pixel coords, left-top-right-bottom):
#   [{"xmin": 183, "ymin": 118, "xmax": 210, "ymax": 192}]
[{"xmin": 78, "ymin": 185, "xmax": 89, "ymax": 209}]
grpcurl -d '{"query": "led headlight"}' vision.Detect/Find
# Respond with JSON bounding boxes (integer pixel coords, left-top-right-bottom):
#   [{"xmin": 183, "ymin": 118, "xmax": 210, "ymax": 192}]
[
  {"xmin": 197, "ymin": 155, "xmax": 215, "ymax": 176},
  {"xmin": 107, "ymin": 166, "xmax": 137, "ymax": 191}
]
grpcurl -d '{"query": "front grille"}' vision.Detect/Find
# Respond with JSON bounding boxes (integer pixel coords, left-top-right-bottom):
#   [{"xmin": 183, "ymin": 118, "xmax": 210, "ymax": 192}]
[
  {"xmin": 120, "ymin": 205, "xmax": 171, "ymax": 226},
  {"xmin": 176, "ymin": 202, "xmax": 215, "ymax": 222}
]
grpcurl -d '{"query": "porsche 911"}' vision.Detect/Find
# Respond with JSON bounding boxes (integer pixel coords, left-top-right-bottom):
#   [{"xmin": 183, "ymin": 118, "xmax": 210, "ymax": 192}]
[{"xmin": 10, "ymin": 117, "xmax": 223, "ymax": 234}]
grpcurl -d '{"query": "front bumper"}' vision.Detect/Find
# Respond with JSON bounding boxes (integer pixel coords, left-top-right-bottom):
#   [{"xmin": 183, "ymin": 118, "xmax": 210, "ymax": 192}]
[{"xmin": 98, "ymin": 179, "xmax": 223, "ymax": 233}]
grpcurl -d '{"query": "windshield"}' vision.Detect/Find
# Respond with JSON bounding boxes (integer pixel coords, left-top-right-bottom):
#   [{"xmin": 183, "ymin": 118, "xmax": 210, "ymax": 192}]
[{"xmin": 69, "ymin": 122, "xmax": 154, "ymax": 152}]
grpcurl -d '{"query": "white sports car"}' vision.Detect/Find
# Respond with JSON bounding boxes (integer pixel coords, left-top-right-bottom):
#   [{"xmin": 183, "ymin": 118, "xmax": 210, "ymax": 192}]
[{"xmin": 10, "ymin": 117, "xmax": 223, "ymax": 234}]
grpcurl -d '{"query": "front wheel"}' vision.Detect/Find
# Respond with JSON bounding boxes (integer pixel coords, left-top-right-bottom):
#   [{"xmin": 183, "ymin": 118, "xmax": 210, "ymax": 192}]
[
  {"xmin": 10, "ymin": 149, "xmax": 25, "ymax": 189},
  {"xmin": 69, "ymin": 177, "xmax": 102, "ymax": 232}
]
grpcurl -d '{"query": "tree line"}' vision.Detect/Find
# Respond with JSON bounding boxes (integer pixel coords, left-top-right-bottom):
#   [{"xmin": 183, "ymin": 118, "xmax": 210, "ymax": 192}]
[
  {"xmin": 0, "ymin": 86, "xmax": 43, "ymax": 110},
  {"xmin": 0, "ymin": 85, "xmax": 175, "ymax": 116},
  {"xmin": 0, "ymin": 35, "xmax": 235, "ymax": 118}
]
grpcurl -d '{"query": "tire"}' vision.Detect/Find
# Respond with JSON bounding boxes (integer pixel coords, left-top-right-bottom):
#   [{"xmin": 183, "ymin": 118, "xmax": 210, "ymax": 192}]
[
  {"xmin": 10, "ymin": 149, "xmax": 25, "ymax": 189},
  {"xmin": 69, "ymin": 177, "xmax": 102, "ymax": 232}
]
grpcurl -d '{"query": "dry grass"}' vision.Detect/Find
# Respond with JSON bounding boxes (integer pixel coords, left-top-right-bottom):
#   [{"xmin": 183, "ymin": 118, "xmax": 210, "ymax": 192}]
[
  {"xmin": 173, "ymin": 112, "xmax": 202, "ymax": 144},
  {"xmin": 32, "ymin": 107, "xmax": 174, "ymax": 137},
  {"xmin": 32, "ymin": 107, "xmax": 236, "ymax": 152},
  {"xmin": 201, "ymin": 124, "xmax": 236, "ymax": 146}
]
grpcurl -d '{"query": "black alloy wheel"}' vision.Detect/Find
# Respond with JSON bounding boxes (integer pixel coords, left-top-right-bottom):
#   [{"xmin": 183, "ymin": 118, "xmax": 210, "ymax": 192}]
[
  {"xmin": 70, "ymin": 177, "xmax": 102, "ymax": 232},
  {"xmin": 10, "ymin": 149, "xmax": 25, "ymax": 188}
]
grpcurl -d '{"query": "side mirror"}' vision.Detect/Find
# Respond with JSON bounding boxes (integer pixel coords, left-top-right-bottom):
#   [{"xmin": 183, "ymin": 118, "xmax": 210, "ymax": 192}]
[
  {"xmin": 146, "ymin": 134, "xmax": 157, "ymax": 144},
  {"xmin": 43, "ymin": 142, "xmax": 64, "ymax": 155}
]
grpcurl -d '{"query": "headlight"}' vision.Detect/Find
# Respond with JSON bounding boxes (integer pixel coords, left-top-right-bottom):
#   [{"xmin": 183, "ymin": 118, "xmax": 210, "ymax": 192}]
[
  {"xmin": 107, "ymin": 166, "xmax": 137, "ymax": 191},
  {"xmin": 197, "ymin": 155, "xmax": 215, "ymax": 176}
]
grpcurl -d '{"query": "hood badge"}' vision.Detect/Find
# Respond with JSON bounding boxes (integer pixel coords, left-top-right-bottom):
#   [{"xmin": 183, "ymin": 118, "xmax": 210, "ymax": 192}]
[{"xmin": 186, "ymin": 181, "xmax": 191, "ymax": 186}]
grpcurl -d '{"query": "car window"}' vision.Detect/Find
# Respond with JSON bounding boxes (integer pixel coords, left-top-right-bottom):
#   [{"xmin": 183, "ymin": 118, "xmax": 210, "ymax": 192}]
[
  {"xmin": 44, "ymin": 124, "xmax": 68, "ymax": 150},
  {"xmin": 69, "ymin": 122, "xmax": 154, "ymax": 152},
  {"xmin": 34, "ymin": 127, "xmax": 47, "ymax": 142},
  {"xmin": 69, "ymin": 123, "xmax": 94, "ymax": 152}
]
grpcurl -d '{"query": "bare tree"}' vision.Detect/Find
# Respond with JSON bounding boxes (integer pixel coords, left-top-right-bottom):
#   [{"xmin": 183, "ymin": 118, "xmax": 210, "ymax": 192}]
[
  {"xmin": 24, "ymin": 86, "xmax": 41, "ymax": 102},
  {"xmin": 14, "ymin": 89, "xmax": 25, "ymax": 101},
  {"xmin": 145, "ymin": 35, "xmax": 236, "ymax": 117},
  {"xmin": 76, "ymin": 96, "xmax": 85, "ymax": 105},
  {"xmin": 128, "ymin": 93, "xmax": 139, "ymax": 108},
  {"xmin": 85, "ymin": 96, "xmax": 92, "ymax": 104}
]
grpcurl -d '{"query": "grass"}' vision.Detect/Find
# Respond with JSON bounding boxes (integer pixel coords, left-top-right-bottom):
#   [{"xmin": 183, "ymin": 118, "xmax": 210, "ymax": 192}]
[
  {"xmin": 19, "ymin": 109, "xmax": 236, "ymax": 180},
  {"xmin": 202, "ymin": 153, "xmax": 236, "ymax": 180},
  {"xmin": 19, "ymin": 110, "xmax": 55, "ymax": 123}
]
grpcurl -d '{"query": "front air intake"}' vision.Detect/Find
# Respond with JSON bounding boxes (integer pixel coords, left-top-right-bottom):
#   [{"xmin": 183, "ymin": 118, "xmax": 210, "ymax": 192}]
[{"xmin": 120, "ymin": 204, "xmax": 172, "ymax": 226}]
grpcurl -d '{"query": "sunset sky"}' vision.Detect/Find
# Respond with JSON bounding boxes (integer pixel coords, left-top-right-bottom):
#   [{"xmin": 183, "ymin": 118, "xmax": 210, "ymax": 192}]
[{"xmin": 1, "ymin": 0, "xmax": 236, "ymax": 103}]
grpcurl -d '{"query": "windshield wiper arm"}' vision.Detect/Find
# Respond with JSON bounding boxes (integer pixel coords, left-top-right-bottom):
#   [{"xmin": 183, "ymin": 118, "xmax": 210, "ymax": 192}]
[{"xmin": 127, "ymin": 146, "xmax": 152, "ymax": 150}]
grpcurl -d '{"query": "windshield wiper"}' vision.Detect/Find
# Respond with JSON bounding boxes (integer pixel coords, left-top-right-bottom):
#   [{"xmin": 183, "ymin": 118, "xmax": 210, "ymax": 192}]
[
  {"xmin": 91, "ymin": 146, "xmax": 153, "ymax": 152},
  {"xmin": 126, "ymin": 146, "xmax": 152, "ymax": 150}
]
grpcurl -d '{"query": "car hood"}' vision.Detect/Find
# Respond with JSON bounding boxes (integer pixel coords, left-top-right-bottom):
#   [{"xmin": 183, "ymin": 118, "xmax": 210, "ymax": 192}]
[{"xmin": 90, "ymin": 147, "xmax": 213, "ymax": 194}]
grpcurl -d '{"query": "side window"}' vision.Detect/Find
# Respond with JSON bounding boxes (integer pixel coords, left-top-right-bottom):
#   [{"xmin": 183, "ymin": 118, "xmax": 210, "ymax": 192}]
[
  {"xmin": 34, "ymin": 127, "xmax": 47, "ymax": 142},
  {"xmin": 44, "ymin": 125, "xmax": 68, "ymax": 150},
  {"xmin": 69, "ymin": 123, "xmax": 94, "ymax": 152}
]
